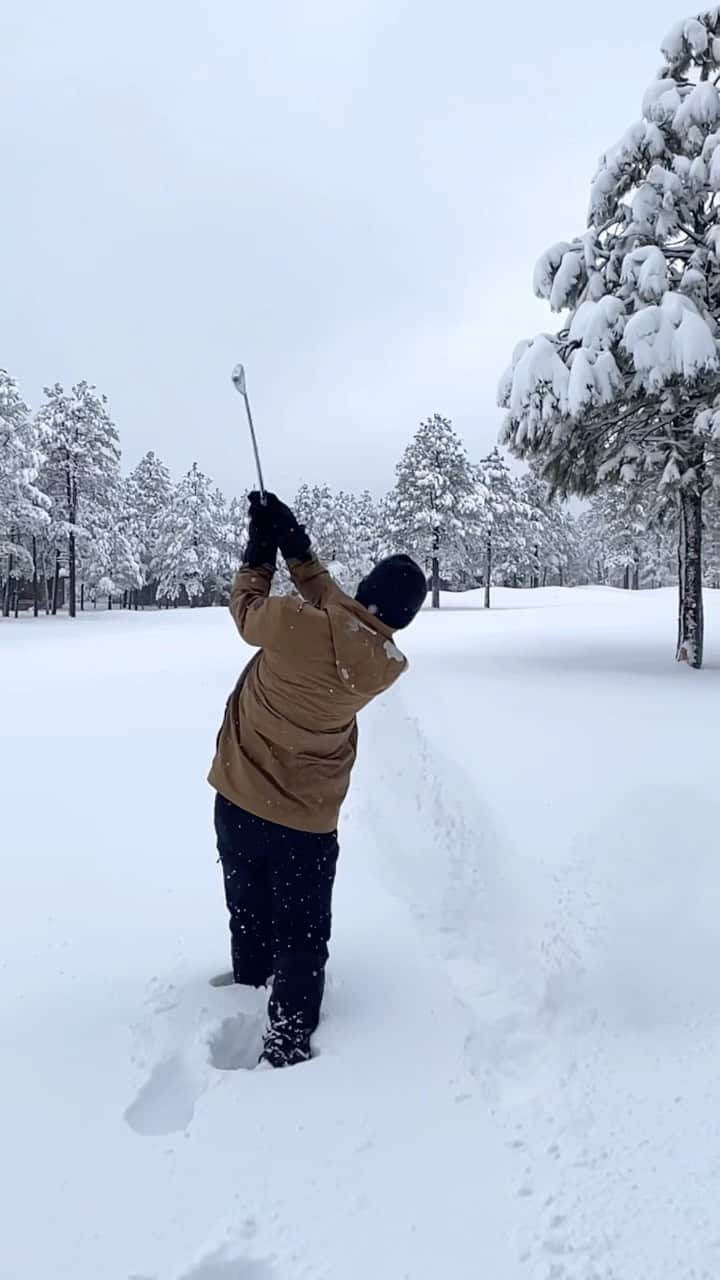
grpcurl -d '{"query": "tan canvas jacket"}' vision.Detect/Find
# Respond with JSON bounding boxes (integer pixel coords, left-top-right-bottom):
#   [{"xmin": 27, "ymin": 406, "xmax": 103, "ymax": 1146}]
[{"xmin": 208, "ymin": 557, "xmax": 407, "ymax": 833}]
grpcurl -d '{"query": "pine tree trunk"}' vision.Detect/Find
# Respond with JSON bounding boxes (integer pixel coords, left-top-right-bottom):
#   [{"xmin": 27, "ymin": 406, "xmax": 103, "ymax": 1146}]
[
  {"xmin": 623, "ymin": 565, "xmax": 630, "ymax": 591},
  {"xmin": 430, "ymin": 524, "xmax": 441, "ymax": 609},
  {"xmin": 559, "ymin": 565, "xmax": 565, "ymax": 587},
  {"xmin": 108, "ymin": 594, "xmax": 112, "ymax": 611},
  {"xmin": 676, "ymin": 485, "xmax": 704, "ymax": 669},
  {"xmin": 431, "ymin": 557, "xmax": 440, "ymax": 609},
  {"xmin": 51, "ymin": 551, "xmax": 60, "ymax": 616},
  {"xmin": 80, "ymin": 583, "xmax": 85, "ymax": 612},
  {"xmin": 123, "ymin": 589, "xmax": 128, "ymax": 610},
  {"xmin": 32, "ymin": 537, "xmax": 39, "ymax": 617},
  {"xmin": 484, "ymin": 536, "xmax": 492, "ymax": 609},
  {"xmin": 2, "ymin": 554, "xmax": 12, "ymax": 618},
  {"xmin": 542, "ymin": 565, "xmax": 548, "ymax": 588},
  {"xmin": 68, "ymin": 531, "xmax": 77, "ymax": 619},
  {"xmin": 13, "ymin": 583, "xmax": 20, "ymax": 618}
]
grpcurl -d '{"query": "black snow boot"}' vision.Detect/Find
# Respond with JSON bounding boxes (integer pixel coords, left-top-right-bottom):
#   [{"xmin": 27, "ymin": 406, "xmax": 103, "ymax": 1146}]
[{"xmin": 259, "ymin": 1015, "xmax": 312, "ymax": 1069}]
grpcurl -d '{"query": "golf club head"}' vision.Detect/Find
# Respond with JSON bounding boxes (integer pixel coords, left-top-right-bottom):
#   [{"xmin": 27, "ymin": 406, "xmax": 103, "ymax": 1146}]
[{"xmin": 231, "ymin": 363, "xmax": 247, "ymax": 396}]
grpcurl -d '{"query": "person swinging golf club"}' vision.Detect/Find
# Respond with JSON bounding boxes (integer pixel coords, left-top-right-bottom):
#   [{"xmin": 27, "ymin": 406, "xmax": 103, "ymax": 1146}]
[{"xmin": 208, "ymin": 478, "xmax": 427, "ymax": 1067}]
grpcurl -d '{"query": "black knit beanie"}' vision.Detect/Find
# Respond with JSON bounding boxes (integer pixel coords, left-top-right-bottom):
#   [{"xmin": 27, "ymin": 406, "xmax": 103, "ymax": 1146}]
[{"xmin": 355, "ymin": 555, "xmax": 428, "ymax": 630}]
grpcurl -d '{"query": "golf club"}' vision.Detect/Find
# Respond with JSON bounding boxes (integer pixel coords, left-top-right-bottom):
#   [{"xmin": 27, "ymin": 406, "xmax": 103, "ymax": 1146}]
[{"xmin": 232, "ymin": 363, "xmax": 266, "ymax": 503}]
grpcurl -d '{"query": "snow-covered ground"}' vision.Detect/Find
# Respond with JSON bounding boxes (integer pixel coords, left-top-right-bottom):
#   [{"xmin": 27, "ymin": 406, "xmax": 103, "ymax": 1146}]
[{"xmin": 3, "ymin": 587, "xmax": 720, "ymax": 1280}]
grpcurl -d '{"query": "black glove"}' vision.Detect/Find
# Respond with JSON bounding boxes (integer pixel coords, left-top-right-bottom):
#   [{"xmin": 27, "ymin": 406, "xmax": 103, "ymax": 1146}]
[
  {"xmin": 244, "ymin": 493, "xmax": 278, "ymax": 568},
  {"xmin": 254, "ymin": 492, "xmax": 312, "ymax": 562}
]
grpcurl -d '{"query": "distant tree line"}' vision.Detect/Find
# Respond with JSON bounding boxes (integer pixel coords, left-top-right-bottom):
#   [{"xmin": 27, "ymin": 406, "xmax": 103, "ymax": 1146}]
[{"xmin": 4, "ymin": 375, "xmax": 713, "ymax": 629}]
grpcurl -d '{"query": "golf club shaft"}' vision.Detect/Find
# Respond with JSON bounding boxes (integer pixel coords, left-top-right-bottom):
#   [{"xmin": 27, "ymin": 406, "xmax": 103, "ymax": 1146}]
[{"xmin": 242, "ymin": 390, "xmax": 266, "ymax": 503}]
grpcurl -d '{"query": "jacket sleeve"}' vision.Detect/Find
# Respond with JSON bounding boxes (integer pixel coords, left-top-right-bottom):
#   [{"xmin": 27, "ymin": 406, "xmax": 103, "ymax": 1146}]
[
  {"xmin": 288, "ymin": 556, "xmax": 344, "ymax": 609},
  {"xmin": 229, "ymin": 565, "xmax": 329, "ymax": 655}
]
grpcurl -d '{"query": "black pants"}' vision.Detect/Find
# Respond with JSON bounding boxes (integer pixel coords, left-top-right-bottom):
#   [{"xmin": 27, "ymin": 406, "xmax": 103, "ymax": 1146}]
[{"xmin": 214, "ymin": 793, "xmax": 339, "ymax": 1058}]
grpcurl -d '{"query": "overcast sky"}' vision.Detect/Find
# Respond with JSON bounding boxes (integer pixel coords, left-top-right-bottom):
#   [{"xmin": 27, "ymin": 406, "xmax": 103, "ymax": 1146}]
[{"xmin": 1, "ymin": 0, "xmax": 687, "ymax": 497}]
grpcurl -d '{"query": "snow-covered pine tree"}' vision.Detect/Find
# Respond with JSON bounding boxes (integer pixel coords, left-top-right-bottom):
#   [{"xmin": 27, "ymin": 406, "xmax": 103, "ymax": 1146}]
[
  {"xmin": 155, "ymin": 463, "xmax": 225, "ymax": 605},
  {"xmin": 291, "ymin": 484, "xmax": 358, "ymax": 590},
  {"xmin": 226, "ymin": 494, "xmax": 249, "ymax": 564},
  {"xmin": 574, "ymin": 508, "xmax": 606, "ymax": 585},
  {"xmin": 561, "ymin": 509, "xmax": 585, "ymax": 586},
  {"xmin": 36, "ymin": 382, "xmax": 121, "ymax": 619},
  {"xmin": 34, "ymin": 514, "xmax": 65, "ymax": 616},
  {"xmin": 310, "ymin": 485, "xmax": 347, "ymax": 560},
  {"xmin": 643, "ymin": 514, "xmax": 677, "ymax": 588},
  {"xmin": 206, "ymin": 485, "xmax": 230, "ymax": 603},
  {"xmin": 351, "ymin": 490, "xmax": 382, "ymax": 580},
  {"xmin": 126, "ymin": 451, "xmax": 172, "ymax": 606},
  {"xmin": 81, "ymin": 474, "xmax": 142, "ymax": 609},
  {"xmin": 517, "ymin": 468, "xmax": 578, "ymax": 588},
  {"xmin": 576, "ymin": 485, "xmax": 676, "ymax": 587},
  {"xmin": 594, "ymin": 486, "xmax": 646, "ymax": 589},
  {"xmin": 0, "ymin": 370, "xmax": 49, "ymax": 616},
  {"xmin": 292, "ymin": 483, "xmax": 313, "ymax": 533},
  {"xmin": 474, "ymin": 448, "xmax": 526, "ymax": 606},
  {"xmin": 292, "ymin": 485, "xmax": 342, "ymax": 557},
  {"xmin": 218, "ymin": 493, "xmax": 249, "ymax": 598},
  {"xmin": 516, "ymin": 468, "xmax": 553, "ymax": 588},
  {"xmin": 499, "ymin": 10, "xmax": 720, "ymax": 666},
  {"xmin": 328, "ymin": 490, "xmax": 357, "ymax": 588},
  {"xmin": 387, "ymin": 414, "xmax": 481, "ymax": 607},
  {"xmin": 374, "ymin": 491, "xmax": 398, "ymax": 564}
]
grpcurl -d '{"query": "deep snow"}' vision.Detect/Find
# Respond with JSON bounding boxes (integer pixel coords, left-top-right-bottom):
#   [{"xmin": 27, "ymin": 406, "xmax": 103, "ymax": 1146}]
[{"xmin": 3, "ymin": 587, "xmax": 720, "ymax": 1280}]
